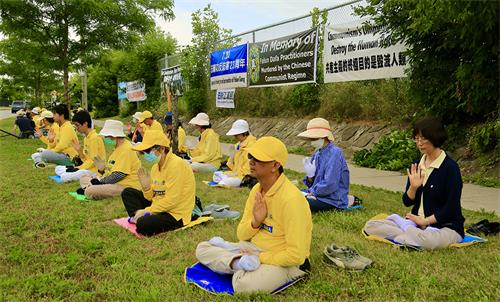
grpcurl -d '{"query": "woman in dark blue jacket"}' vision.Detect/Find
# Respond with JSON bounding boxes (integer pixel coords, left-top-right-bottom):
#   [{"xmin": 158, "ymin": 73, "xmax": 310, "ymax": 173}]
[{"xmin": 364, "ymin": 117, "xmax": 465, "ymax": 250}]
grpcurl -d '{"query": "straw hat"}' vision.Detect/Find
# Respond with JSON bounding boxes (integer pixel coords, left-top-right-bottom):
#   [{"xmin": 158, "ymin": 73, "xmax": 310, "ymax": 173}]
[
  {"xmin": 297, "ymin": 118, "xmax": 334, "ymax": 141},
  {"xmin": 98, "ymin": 120, "xmax": 126, "ymax": 137},
  {"xmin": 189, "ymin": 113, "xmax": 210, "ymax": 126},
  {"xmin": 226, "ymin": 119, "xmax": 249, "ymax": 136}
]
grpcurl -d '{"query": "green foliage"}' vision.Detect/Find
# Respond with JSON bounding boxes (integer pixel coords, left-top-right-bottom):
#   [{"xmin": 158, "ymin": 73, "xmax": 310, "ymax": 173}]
[
  {"xmin": 353, "ymin": 129, "xmax": 419, "ymax": 171},
  {"xmin": 0, "ymin": 0, "xmax": 174, "ymax": 103},
  {"xmin": 469, "ymin": 120, "xmax": 500, "ymax": 155},
  {"xmin": 356, "ymin": 0, "xmax": 499, "ymax": 123},
  {"xmin": 180, "ymin": 4, "xmax": 235, "ymax": 115},
  {"xmin": 288, "ymin": 84, "xmax": 320, "ymax": 113},
  {"xmin": 86, "ymin": 30, "xmax": 177, "ymax": 117},
  {"xmin": 463, "ymin": 173, "xmax": 500, "ymax": 189}
]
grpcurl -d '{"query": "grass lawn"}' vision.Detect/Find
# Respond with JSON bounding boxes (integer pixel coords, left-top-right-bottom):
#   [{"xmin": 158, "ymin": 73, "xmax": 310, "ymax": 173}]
[{"xmin": 0, "ymin": 117, "xmax": 499, "ymax": 301}]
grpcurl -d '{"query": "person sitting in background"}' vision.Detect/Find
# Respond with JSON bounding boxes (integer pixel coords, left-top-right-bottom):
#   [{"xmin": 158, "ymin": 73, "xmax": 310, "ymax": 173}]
[
  {"xmin": 78, "ymin": 120, "xmax": 141, "ymax": 200},
  {"xmin": 121, "ymin": 130, "xmax": 196, "ymax": 236},
  {"xmin": 363, "ymin": 117, "xmax": 465, "ymax": 250},
  {"xmin": 188, "ymin": 112, "xmax": 222, "ymax": 172},
  {"xmin": 12, "ymin": 110, "xmax": 35, "ymax": 138},
  {"xmin": 163, "ymin": 111, "xmax": 189, "ymax": 157},
  {"xmin": 127, "ymin": 112, "xmax": 143, "ymax": 144},
  {"xmin": 36, "ymin": 104, "xmax": 78, "ymax": 167},
  {"xmin": 54, "ymin": 110, "xmax": 106, "ymax": 182},
  {"xmin": 31, "ymin": 107, "xmax": 42, "ymax": 134},
  {"xmin": 195, "ymin": 137, "xmax": 312, "ymax": 293},
  {"xmin": 297, "ymin": 118, "xmax": 357, "ymax": 212},
  {"xmin": 212, "ymin": 119, "xmax": 257, "ymax": 187},
  {"xmin": 137, "ymin": 110, "xmax": 163, "ymax": 135},
  {"xmin": 33, "ymin": 110, "xmax": 59, "ymax": 153}
]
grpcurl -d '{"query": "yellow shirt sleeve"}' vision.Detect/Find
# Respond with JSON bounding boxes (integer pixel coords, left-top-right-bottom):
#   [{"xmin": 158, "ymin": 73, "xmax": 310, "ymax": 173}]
[
  {"xmin": 236, "ymin": 187, "xmax": 261, "ymax": 240},
  {"xmin": 52, "ymin": 122, "xmax": 78, "ymax": 157},
  {"xmin": 191, "ymin": 130, "xmax": 220, "ymax": 164},
  {"xmin": 178, "ymin": 127, "xmax": 188, "ymax": 153}
]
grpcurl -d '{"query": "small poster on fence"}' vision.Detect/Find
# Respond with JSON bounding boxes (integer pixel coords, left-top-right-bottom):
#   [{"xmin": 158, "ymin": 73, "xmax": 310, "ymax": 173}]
[{"xmin": 215, "ymin": 88, "xmax": 235, "ymax": 108}]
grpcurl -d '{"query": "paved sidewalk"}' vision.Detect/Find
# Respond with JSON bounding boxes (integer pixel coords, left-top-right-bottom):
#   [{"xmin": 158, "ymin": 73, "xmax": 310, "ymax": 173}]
[{"xmin": 90, "ymin": 119, "xmax": 499, "ymax": 214}]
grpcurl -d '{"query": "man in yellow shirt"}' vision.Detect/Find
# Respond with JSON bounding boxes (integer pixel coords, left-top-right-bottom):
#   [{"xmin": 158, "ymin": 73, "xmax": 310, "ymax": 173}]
[
  {"xmin": 212, "ymin": 119, "xmax": 256, "ymax": 187},
  {"xmin": 121, "ymin": 130, "xmax": 196, "ymax": 236},
  {"xmin": 137, "ymin": 110, "xmax": 163, "ymax": 135},
  {"xmin": 195, "ymin": 137, "xmax": 313, "ymax": 293},
  {"xmin": 54, "ymin": 110, "xmax": 106, "ymax": 182},
  {"xmin": 78, "ymin": 120, "xmax": 141, "ymax": 200},
  {"xmin": 36, "ymin": 104, "xmax": 78, "ymax": 167},
  {"xmin": 188, "ymin": 112, "xmax": 222, "ymax": 172}
]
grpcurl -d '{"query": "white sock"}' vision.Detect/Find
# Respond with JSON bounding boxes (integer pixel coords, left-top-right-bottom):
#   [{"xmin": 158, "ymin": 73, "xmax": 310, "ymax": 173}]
[
  {"xmin": 208, "ymin": 236, "xmax": 240, "ymax": 252},
  {"xmin": 232, "ymin": 255, "xmax": 260, "ymax": 271}
]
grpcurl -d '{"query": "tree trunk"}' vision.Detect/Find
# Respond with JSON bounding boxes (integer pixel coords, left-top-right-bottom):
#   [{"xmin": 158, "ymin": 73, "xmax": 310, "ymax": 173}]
[{"xmin": 63, "ymin": 67, "xmax": 69, "ymax": 104}]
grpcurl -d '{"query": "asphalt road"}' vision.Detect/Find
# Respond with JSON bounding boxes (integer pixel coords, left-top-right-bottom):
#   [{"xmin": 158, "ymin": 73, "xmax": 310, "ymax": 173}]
[{"xmin": 0, "ymin": 109, "xmax": 14, "ymax": 120}]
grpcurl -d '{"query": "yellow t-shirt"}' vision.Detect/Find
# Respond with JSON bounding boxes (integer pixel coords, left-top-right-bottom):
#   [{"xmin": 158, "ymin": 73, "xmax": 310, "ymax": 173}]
[
  {"xmin": 104, "ymin": 140, "xmax": 141, "ymax": 189},
  {"xmin": 142, "ymin": 120, "xmax": 163, "ymax": 132},
  {"xmin": 227, "ymin": 135, "xmax": 257, "ymax": 179},
  {"xmin": 52, "ymin": 121, "xmax": 78, "ymax": 158},
  {"xmin": 237, "ymin": 174, "xmax": 313, "ymax": 267},
  {"xmin": 189, "ymin": 128, "xmax": 222, "ymax": 167},
  {"xmin": 40, "ymin": 123, "xmax": 59, "ymax": 148},
  {"xmin": 178, "ymin": 126, "xmax": 188, "ymax": 153},
  {"xmin": 78, "ymin": 129, "xmax": 106, "ymax": 172},
  {"xmin": 143, "ymin": 151, "xmax": 195, "ymax": 224}
]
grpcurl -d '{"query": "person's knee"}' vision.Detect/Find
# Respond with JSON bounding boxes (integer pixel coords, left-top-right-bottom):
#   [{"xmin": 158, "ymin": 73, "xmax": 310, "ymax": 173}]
[
  {"xmin": 84, "ymin": 186, "xmax": 100, "ymax": 200},
  {"xmin": 136, "ymin": 217, "xmax": 159, "ymax": 236},
  {"xmin": 232, "ymin": 272, "xmax": 265, "ymax": 293},
  {"xmin": 363, "ymin": 220, "xmax": 382, "ymax": 235},
  {"xmin": 195, "ymin": 241, "xmax": 212, "ymax": 260}
]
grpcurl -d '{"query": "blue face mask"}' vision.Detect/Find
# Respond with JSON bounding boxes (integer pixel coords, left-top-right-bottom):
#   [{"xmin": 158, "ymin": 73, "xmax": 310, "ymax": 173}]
[
  {"xmin": 104, "ymin": 138, "xmax": 116, "ymax": 146},
  {"xmin": 144, "ymin": 151, "xmax": 159, "ymax": 162}
]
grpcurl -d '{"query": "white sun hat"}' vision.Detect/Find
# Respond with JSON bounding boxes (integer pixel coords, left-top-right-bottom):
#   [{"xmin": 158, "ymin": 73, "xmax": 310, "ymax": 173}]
[
  {"xmin": 132, "ymin": 112, "xmax": 142, "ymax": 122},
  {"xmin": 32, "ymin": 107, "xmax": 40, "ymax": 114},
  {"xmin": 40, "ymin": 110, "xmax": 54, "ymax": 119},
  {"xmin": 189, "ymin": 112, "xmax": 210, "ymax": 126},
  {"xmin": 99, "ymin": 120, "xmax": 126, "ymax": 137},
  {"xmin": 226, "ymin": 119, "xmax": 250, "ymax": 136},
  {"xmin": 297, "ymin": 117, "xmax": 334, "ymax": 141}
]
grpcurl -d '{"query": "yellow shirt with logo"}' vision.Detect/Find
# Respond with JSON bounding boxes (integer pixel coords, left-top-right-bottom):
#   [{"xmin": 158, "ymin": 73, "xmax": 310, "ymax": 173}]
[
  {"xmin": 52, "ymin": 121, "xmax": 78, "ymax": 158},
  {"xmin": 40, "ymin": 123, "xmax": 59, "ymax": 148},
  {"xmin": 227, "ymin": 135, "xmax": 257, "ymax": 179},
  {"xmin": 189, "ymin": 128, "xmax": 222, "ymax": 168},
  {"xmin": 237, "ymin": 174, "xmax": 313, "ymax": 267},
  {"xmin": 142, "ymin": 152, "xmax": 195, "ymax": 224},
  {"xmin": 103, "ymin": 140, "xmax": 141, "ymax": 189},
  {"xmin": 78, "ymin": 129, "xmax": 106, "ymax": 172}
]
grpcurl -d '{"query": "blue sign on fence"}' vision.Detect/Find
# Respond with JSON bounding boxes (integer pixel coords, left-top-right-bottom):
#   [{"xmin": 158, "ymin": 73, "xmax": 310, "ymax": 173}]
[{"xmin": 210, "ymin": 43, "xmax": 247, "ymax": 90}]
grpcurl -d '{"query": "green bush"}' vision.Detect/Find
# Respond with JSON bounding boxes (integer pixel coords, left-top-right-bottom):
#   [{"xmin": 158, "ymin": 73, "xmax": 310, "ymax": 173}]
[
  {"xmin": 288, "ymin": 83, "xmax": 320, "ymax": 113},
  {"xmin": 353, "ymin": 129, "xmax": 419, "ymax": 171},
  {"xmin": 469, "ymin": 120, "xmax": 500, "ymax": 155}
]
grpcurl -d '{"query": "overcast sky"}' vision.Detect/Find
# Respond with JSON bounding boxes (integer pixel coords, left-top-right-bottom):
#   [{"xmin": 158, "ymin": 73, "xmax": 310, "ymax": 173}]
[{"xmin": 156, "ymin": 0, "xmax": 353, "ymax": 45}]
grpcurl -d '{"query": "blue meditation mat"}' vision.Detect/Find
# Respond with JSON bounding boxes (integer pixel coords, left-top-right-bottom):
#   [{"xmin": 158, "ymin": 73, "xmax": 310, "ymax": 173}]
[
  {"xmin": 185, "ymin": 262, "xmax": 234, "ymax": 295},
  {"xmin": 48, "ymin": 175, "xmax": 63, "ymax": 183}
]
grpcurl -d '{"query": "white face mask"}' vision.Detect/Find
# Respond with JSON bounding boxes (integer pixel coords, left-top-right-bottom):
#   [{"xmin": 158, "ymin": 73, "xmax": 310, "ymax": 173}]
[{"xmin": 311, "ymin": 139, "xmax": 324, "ymax": 149}]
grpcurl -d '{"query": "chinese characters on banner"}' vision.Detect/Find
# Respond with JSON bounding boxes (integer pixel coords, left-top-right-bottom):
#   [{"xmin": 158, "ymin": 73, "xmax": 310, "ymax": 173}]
[
  {"xmin": 210, "ymin": 44, "xmax": 248, "ymax": 90},
  {"xmin": 215, "ymin": 89, "xmax": 235, "ymax": 108},
  {"xmin": 161, "ymin": 65, "xmax": 183, "ymax": 96},
  {"xmin": 323, "ymin": 19, "xmax": 408, "ymax": 83},
  {"xmin": 248, "ymin": 27, "xmax": 318, "ymax": 87},
  {"xmin": 126, "ymin": 80, "xmax": 147, "ymax": 102}
]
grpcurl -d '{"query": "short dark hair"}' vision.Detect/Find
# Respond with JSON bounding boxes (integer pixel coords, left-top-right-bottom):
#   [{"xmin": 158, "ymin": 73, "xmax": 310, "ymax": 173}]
[
  {"xmin": 45, "ymin": 117, "xmax": 54, "ymax": 124},
  {"xmin": 200, "ymin": 124, "xmax": 212, "ymax": 130},
  {"xmin": 412, "ymin": 117, "xmax": 447, "ymax": 147},
  {"xmin": 53, "ymin": 104, "xmax": 70, "ymax": 120},
  {"xmin": 72, "ymin": 110, "xmax": 92, "ymax": 128},
  {"xmin": 278, "ymin": 166, "xmax": 284, "ymax": 174}
]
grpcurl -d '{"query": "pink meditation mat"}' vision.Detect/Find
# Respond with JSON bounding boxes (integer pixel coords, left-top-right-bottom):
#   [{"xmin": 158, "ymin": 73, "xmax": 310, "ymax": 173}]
[{"xmin": 113, "ymin": 217, "xmax": 144, "ymax": 238}]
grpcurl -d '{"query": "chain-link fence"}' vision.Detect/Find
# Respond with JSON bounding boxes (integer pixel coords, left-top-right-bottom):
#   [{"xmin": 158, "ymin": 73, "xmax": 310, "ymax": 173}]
[{"xmin": 159, "ymin": 0, "xmax": 364, "ymax": 70}]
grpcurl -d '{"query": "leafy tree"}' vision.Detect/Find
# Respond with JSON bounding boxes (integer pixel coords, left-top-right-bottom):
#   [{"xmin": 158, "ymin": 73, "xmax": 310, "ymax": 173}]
[
  {"xmin": 180, "ymin": 4, "xmax": 235, "ymax": 114},
  {"xmin": 0, "ymin": 36, "xmax": 60, "ymax": 105},
  {"xmin": 0, "ymin": 0, "xmax": 174, "ymax": 104},
  {"xmin": 356, "ymin": 0, "xmax": 499, "ymax": 123}
]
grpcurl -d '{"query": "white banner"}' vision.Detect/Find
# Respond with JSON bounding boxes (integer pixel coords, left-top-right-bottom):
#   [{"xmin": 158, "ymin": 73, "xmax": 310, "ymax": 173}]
[
  {"xmin": 126, "ymin": 80, "xmax": 147, "ymax": 102},
  {"xmin": 323, "ymin": 19, "xmax": 408, "ymax": 83},
  {"xmin": 215, "ymin": 89, "xmax": 235, "ymax": 108}
]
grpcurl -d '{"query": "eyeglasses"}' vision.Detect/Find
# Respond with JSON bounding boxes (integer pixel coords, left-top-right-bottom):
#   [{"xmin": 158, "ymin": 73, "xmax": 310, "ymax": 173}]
[
  {"xmin": 248, "ymin": 154, "xmax": 272, "ymax": 164},
  {"xmin": 412, "ymin": 137, "xmax": 429, "ymax": 144}
]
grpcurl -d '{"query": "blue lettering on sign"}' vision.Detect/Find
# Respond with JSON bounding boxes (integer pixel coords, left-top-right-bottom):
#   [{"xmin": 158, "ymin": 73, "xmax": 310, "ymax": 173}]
[{"xmin": 210, "ymin": 44, "xmax": 248, "ymax": 77}]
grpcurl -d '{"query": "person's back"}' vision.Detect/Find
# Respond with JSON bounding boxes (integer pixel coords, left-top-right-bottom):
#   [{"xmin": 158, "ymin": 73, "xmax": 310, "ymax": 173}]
[
  {"xmin": 106, "ymin": 140, "xmax": 141, "ymax": 190},
  {"xmin": 15, "ymin": 116, "xmax": 34, "ymax": 137}
]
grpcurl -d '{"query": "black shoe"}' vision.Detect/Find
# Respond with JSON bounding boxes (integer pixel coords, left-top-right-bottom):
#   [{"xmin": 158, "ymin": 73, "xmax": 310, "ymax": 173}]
[
  {"xmin": 466, "ymin": 219, "xmax": 490, "ymax": 236},
  {"xmin": 483, "ymin": 222, "xmax": 500, "ymax": 236},
  {"xmin": 76, "ymin": 188, "xmax": 85, "ymax": 195}
]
